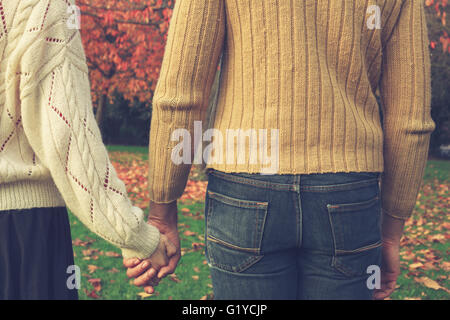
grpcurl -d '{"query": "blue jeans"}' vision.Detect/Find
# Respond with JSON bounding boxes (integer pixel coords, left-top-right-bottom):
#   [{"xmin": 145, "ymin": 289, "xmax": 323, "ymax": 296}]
[{"xmin": 204, "ymin": 169, "xmax": 382, "ymax": 300}]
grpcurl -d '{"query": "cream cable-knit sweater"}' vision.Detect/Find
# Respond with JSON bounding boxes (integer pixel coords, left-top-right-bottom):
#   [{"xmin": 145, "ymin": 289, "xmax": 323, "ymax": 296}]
[{"xmin": 0, "ymin": 0, "xmax": 159, "ymax": 260}]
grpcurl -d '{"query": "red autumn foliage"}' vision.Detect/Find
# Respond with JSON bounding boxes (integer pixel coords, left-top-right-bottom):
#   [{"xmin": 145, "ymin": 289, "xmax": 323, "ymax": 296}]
[
  {"xmin": 426, "ymin": 0, "xmax": 450, "ymax": 53},
  {"xmin": 78, "ymin": 0, "xmax": 174, "ymax": 104}
]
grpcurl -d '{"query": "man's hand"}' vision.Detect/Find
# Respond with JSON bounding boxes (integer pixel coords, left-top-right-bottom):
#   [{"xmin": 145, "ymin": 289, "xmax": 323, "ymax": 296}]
[
  {"xmin": 123, "ymin": 201, "xmax": 181, "ymax": 294},
  {"xmin": 373, "ymin": 211, "xmax": 405, "ymax": 300},
  {"xmin": 144, "ymin": 201, "xmax": 181, "ymax": 293},
  {"xmin": 373, "ymin": 239, "xmax": 401, "ymax": 300},
  {"xmin": 123, "ymin": 233, "xmax": 177, "ymax": 293}
]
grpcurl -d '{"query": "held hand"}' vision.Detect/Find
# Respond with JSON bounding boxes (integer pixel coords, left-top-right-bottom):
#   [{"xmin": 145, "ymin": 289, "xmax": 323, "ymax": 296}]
[
  {"xmin": 123, "ymin": 234, "xmax": 177, "ymax": 293},
  {"xmin": 147, "ymin": 233, "xmax": 177, "ymax": 270},
  {"xmin": 144, "ymin": 201, "xmax": 181, "ymax": 293}
]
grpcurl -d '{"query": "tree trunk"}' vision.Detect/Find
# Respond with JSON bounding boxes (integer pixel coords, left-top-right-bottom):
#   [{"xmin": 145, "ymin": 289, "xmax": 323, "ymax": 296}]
[{"xmin": 95, "ymin": 94, "xmax": 107, "ymax": 133}]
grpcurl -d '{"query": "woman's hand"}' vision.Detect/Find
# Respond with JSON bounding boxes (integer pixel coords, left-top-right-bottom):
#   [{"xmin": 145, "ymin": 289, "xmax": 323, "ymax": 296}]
[{"xmin": 123, "ymin": 234, "xmax": 177, "ymax": 293}]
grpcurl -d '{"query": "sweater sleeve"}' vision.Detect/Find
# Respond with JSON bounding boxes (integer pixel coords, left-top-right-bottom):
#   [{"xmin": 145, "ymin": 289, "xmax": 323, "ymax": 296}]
[
  {"xmin": 148, "ymin": 0, "xmax": 226, "ymax": 203},
  {"xmin": 18, "ymin": 5, "xmax": 160, "ymax": 260},
  {"xmin": 378, "ymin": 0, "xmax": 436, "ymax": 220}
]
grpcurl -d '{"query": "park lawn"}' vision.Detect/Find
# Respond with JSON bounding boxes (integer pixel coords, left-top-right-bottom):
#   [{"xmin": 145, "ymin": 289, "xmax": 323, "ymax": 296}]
[{"xmin": 69, "ymin": 147, "xmax": 449, "ymax": 300}]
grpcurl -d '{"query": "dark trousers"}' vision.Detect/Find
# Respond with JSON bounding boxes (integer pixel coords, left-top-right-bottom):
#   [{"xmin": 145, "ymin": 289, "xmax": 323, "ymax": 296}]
[
  {"xmin": 0, "ymin": 207, "xmax": 78, "ymax": 300},
  {"xmin": 205, "ymin": 170, "xmax": 382, "ymax": 300}
]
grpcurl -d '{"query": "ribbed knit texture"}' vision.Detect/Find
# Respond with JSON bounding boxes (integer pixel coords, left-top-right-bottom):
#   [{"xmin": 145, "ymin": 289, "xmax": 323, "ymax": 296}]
[
  {"xmin": 0, "ymin": 0, "xmax": 160, "ymax": 260},
  {"xmin": 149, "ymin": 0, "xmax": 436, "ymax": 220}
]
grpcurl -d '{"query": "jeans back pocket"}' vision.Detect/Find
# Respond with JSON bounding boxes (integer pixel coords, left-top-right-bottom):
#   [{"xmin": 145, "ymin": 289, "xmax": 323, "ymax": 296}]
[
  {"xmin": 205, "ymin": 190, "xmax": 268, "ymax": 273},
  {"xmin": 327, "ymin": 195, "xmax": 382, "ymax": 277}
]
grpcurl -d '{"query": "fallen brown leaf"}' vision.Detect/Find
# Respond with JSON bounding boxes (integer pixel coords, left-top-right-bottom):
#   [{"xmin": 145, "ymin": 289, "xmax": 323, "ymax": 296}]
[
  {"xmin": 84, "ymin": 289, "xmax": 100, "ymax": 299},
  {"xmin": 409, "ymin": 262, "xmax": 424, "ymax": 270},
  {"xmin": 169, "ymin": 274, "xmax": 182, "ymax": 283},
  {"xmin": 87, "ymin": 264, "xmax": 103, "ymax": 274},
  {"xmin": 137, "ymin": 292, "xmax": 152, "ymax": 299},
  {"xmin": 105, "ymin": 251, "xmax": 121, "ymax": 258},
  {"xmin": 87, "ymin": 278, "xmax": 102, "ymax": 292},
  {"xmin": 414, "ymin": 277, "xmax": 450, "ymax": 293}
]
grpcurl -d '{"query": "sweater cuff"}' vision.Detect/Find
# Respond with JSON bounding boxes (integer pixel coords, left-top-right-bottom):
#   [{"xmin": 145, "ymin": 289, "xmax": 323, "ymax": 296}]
[
  {"xmin": 121, "ymin": 221, "xmax": 161, "ymax": 260},
  {"xmin": 382, "ymin": 208, "xmax": 409, "ymax": 221}
]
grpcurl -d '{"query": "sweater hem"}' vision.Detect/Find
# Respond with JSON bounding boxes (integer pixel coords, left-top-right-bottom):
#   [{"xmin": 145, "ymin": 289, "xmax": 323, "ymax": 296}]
[
  {"xmin": 0, "ymin": 180, "xmax": 65, "ymax": 211},
  {"xmin": 204, "ymin": 164, "xmax": 385, "ymax": 176}
]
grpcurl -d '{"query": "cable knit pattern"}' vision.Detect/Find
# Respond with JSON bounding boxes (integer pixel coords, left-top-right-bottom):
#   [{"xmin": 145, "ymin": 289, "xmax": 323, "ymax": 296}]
[
  {"xmin": 149, "ymin": 0, "xmax": 436, "ymax": 220},
  {"xmin": 0, "ymin": 0, "xmax": 160, "ymax": 260}
]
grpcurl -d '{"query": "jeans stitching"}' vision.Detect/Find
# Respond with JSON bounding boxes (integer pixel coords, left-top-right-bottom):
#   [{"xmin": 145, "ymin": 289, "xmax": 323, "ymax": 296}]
[
  {"xmin": 336, "ymin": 240, "xmax": 383, "ymax": 255},
  {"xmin": 207, "ymin": 190, "xmax": 268, "ymax": 209},
  {"xmin": 333, "ymin": 258, "xmax": 359, "ymax": 277},
  {"xmin": 209, "ymin": 170, "xmax": 297, "ymax": 191},
  {"xmin": 300, "ymin": 178, "xmax": 379, "ymax": 192},
  {"xmin": 209, "ymin": 255, "xmax": 264, "ymax": 274},
  {"xmin": 327, "ymin": 206, "xmax": 338, "ymax": 258},
  {"xmin": 207, "ymin": 235, "xmax": 259, "ymax": 253},
  {"xmin": 254, "ymin": 209, "xmax": 259, "ymax": 254},
  {"xmin": 236, "ymin": 255, "xmax": 264, "ymax": 273},
  {"xmin": 257, "ymin": 206, "xmax": 269, "ymax": 254},
  {"xmin": 294, "ymin": 175, "xmax": 302, "ymax": 248},
  {"xmin": 206, "ymin": 237, "xmax": 263, "ymax": 273},
  {"xmin": 327, "ymin": 195, "xmax": 379, "ymax": 212}
]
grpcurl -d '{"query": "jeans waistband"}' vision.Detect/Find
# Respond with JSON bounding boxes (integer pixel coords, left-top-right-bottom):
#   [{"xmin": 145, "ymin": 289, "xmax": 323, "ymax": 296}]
[{"xmin": 207, "ymin": 169, "xmax": 381, "ymax": 192}]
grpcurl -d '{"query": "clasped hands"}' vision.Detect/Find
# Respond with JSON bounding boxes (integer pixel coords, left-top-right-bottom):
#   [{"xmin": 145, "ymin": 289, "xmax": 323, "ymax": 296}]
[{"xmin": 123, "ymin": 201, "xmax": 180, "ymax": 294}]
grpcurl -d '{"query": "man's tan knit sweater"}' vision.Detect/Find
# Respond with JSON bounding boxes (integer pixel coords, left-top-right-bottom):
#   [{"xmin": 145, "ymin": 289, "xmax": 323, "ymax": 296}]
[
  {"xmin": 149, "ymin": 0, "xmax": 436, "ymax": 220},
  {"xmin": 0, "ymin": 0, "xmax": 160, "ymax": 259}
]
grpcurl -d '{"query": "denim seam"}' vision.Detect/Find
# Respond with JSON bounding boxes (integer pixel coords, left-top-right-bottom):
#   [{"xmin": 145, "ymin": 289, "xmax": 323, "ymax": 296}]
[
  {"xmin": 254, "ymin": 209, "xmax": 259, "ymax": 254},
  {"xmin": 207, "ymin": 255, "xmax": 265, "ymax": 275},
  {"xmin": 206, "ymin": 241, "xmax": 264, "ymax": 273},
  {"xmin": 327, "ymin": 195, "xmax": 379, "ymax": 212},
  {"xmin": 335, "ymin": 240, "xmax": 383, "ymax": 255},
  {"xmin": 300, "ymin": 178, "xmax": 379, "ymax": 192},
  {"xmin": 209, "ymin": 170, "xmax": 297, "ymax": 191},
  {"xmin": 332, "ymin": 257, "xmax": 359, "ymax": 277},
  {"xmin": 293, "ymin": 175, "xmax": 302, "ymax": 248},
  {"xmin": 257, "ymin": 204, "xmax": 269, "ymax": 253},
  {"xmin": 207, "ymin": 190, "xmax": 269, "ymax": 209},
  {"xmin": 207, "ymin": 235, "xmax": 260, "ymax": 253},
  {"xmin": 292, "ymin": 191, "xmax": 300, "ymax": 248},
  {"xmin": 327, "ymin": 206, "xmax": 338, "ymax": 258}
]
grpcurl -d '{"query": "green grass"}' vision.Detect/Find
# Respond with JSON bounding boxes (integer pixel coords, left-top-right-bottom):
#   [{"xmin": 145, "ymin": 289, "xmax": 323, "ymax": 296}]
[
  {"xmin": 423, "ymin": 159, "xmax": 450, "ymax": 181},
  {"xmin": 69, "ymin": 146, "xmax": 449, "ymax": 300}
]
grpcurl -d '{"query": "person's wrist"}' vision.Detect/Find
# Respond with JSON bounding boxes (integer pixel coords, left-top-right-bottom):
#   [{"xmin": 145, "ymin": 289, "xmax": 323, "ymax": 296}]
[
  {"xmin": 381, "ymin": 211, "xmax": 405, "ymax": 245},
  {"xmin": 148, "ymin": 200, "xmax": 178, "ymax": 228}
]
